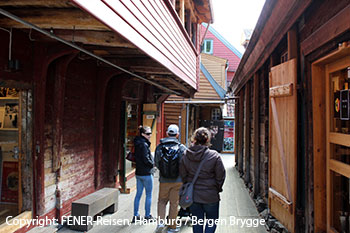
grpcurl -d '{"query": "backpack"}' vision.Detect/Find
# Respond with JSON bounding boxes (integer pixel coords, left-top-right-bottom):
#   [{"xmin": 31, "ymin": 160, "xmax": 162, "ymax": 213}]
[{"xmin": 159, "ymin": 143, "xmax": 181, "ymax": 178}]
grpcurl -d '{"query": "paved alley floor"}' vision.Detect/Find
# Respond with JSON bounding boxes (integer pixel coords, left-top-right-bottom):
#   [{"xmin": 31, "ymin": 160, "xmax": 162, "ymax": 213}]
[{"xmin": 55, "ymin": 154, "xmax": 267, "ymax": 233}]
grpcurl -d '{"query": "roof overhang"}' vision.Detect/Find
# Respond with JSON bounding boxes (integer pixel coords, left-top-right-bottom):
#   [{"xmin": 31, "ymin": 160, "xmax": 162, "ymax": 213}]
[{"xmin": 230, "ymin": 0, "xmax": 313, "ymax": 94}]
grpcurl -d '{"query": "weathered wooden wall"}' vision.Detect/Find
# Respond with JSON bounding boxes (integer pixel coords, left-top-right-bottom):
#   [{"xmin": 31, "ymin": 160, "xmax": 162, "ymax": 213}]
[{"xmin": 233, "ymin": 0, "xmax": 350, "ymax": 232}]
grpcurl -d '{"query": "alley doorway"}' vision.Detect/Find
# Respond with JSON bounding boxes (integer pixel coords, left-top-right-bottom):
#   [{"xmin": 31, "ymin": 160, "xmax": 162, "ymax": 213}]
[{"xmin": 0, "ymin": 86, "xmax": 33, "ymax": 225}]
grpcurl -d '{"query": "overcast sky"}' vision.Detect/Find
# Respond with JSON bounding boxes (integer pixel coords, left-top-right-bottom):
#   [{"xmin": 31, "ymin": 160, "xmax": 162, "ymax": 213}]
[{"xmin": 210, "ymin": 0, "xmax": 266, "ymax": 53}]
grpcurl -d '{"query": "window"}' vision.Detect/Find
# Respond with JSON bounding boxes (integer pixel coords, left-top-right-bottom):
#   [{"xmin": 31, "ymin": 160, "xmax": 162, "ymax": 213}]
[
  {"xmin": 203, "ymin": 39, "xmax": 213, "ymax": 54},
  {"xmin": 211, "ymin": 108, "xmax": 221, "ymax": 120}
]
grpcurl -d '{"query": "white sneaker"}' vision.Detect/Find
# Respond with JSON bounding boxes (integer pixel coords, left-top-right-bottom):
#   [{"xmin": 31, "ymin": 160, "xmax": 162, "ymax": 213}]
[
  {"xmin": 167, "ymin": 227, "xmax": 180, "ymax": 233},
  {"xmin": 156, "ymin": 224, "xmax": 165, "ymax": 233}
]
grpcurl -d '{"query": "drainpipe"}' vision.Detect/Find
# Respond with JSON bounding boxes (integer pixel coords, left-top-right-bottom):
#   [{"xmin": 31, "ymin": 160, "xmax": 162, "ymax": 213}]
[{"xmin": 0, "ymin": 8, "xmax": 181, "ymax": 96}]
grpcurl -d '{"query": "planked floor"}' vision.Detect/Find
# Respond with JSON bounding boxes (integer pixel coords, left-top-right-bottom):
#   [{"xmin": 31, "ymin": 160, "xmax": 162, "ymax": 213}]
[{"xmin": 52, "ymin": 154, "xmax": 267, "ymax": 233}]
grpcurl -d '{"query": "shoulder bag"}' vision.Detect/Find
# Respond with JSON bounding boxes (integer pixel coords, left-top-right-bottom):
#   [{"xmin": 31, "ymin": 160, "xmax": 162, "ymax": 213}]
[{"xmin": 179, "ymin": 150, "xmax": 207, "ymax": 208}]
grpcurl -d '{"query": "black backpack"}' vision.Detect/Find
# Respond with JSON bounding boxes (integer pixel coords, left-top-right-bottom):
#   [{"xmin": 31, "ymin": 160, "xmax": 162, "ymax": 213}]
[{"xmin": 159, "ymin": 143, "xmax": 181, "ymax": 178}]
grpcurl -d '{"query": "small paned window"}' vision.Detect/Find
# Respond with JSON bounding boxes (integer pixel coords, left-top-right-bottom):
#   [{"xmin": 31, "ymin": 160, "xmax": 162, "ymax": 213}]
[
  {"xmin": 212, "ymin": 108, "xmax": 221, "ymax": 120},
  {"xmin": 203, "ymin": 39, "xmax": 213, "ymax": 54}
]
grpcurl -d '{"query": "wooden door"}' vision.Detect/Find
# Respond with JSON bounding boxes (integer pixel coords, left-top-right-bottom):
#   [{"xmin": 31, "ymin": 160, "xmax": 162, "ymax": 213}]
[
  {"xmin": 142, "ymin": 104, "xmax": 157, "ymax": 152},
  {"xmin": 268, "ymin": 59, "xmax": 297, "ymax": 232}
]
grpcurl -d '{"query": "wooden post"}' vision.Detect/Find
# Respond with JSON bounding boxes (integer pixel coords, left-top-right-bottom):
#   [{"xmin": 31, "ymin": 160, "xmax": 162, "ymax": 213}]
[
  {"xmin": 244, "ymin": 82, "xmax": 251, "ymax": 184},
  {"xmin": 238, "ymin": 90, "xmax": 244, "ymax": 173},
  {"xmin": 253, "ymin": 73, "xmax": 260, "ymax": 196},
  {"xmin": 288, "ymin": 26, "xmax": 298, "ymax": 60},
  {"xmin": 179, "ymin": 0, "xmax": 185, "ymax": 25}
]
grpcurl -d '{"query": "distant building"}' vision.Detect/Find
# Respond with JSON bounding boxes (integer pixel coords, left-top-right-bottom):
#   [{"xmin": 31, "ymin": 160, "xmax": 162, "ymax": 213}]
[{"xmin": 240, "ymin": 29, "xmax": 253, "ymax": 49}]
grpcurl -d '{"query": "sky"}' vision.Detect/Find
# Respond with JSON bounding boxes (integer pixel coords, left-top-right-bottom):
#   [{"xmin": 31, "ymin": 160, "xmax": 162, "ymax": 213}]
[{"xmin": 210, "ymin": 0, "xmax": 266, "ymax": 54}]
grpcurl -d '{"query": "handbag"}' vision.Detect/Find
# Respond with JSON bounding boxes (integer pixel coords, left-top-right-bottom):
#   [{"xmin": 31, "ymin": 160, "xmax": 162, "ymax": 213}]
[
  {"xmin": 179, "ymin": 150, "xmax": 207, "ymax": 208},
  {"xmin": 126, "ymin": 151, "xmax": 135, "ymax": 162},
  {"xmin": 126, "ymin": 146, "xmax": 135, "ymax": 162}
]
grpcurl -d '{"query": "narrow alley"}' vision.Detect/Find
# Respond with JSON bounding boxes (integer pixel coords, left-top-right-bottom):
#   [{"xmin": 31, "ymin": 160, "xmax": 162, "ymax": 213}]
[{"xmin": 54, "ymin": 154, "xmax": 267, "ymax": 233}]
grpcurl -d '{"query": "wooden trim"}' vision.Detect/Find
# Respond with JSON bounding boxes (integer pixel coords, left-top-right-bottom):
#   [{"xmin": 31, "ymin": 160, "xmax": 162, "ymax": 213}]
[
  {"xmin": 269, "ymin": 188, "xmax": 293, "ymax": 214},
  {"xmin": 329, "ymin": 132, "xmax": 350, "ymax": 147},
  {"xmin": 329, "ymin": 159, "xmax": 350, "ymax": 178},
  {"xmin": 270, "ymin": 97, "xmax": 292, "ymax": 202},
  {"xmin": 18, "ymin": 92, "xmax": 22, "ymax": 213},
  {"xmin": 325, "ymin": 64, "xmax": 332, "ymax": 231},
  {"xmin": 311, "ymin": 62, "xmax": 327, "ymax": 232},
  {"xmin": 253, "ymin": 73, "xmax": 260, "ymax": 196},
  {"xmin": 313, "ymin": 42, "xmax": 350, "ymax": 65},
  {"xmin": 269, "ymin": 83, "xmax": 293, "ymax": 98}
]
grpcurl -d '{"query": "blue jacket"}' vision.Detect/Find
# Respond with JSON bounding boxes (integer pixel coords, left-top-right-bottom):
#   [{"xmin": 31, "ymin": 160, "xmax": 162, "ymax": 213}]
[{"xmin": 134, "ymin": 136, "xmax": 154, "ymax": 176}]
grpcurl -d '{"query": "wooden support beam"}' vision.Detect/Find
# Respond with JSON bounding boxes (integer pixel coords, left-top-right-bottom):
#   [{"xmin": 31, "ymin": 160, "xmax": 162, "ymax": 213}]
[
  {"xmin": 244, "ymin": 82, "xmax": 251, "ymax": 184},
  {"xmin": 0, "ymin": 9, "xmax": 109, "ymax": 30},
  {"xmin": 0, "ymin": 0, "xmax": 73, "ymax": 7},
  {"xmin": 166, "ymin": 77, "xmax": 191, "ymax": 94},
  {"xmin": 287, "ymin": 26, "xmax": 298, "ymax": 60},
  {"xmin": 253, "ymin": 73, "xmax": 260, "ymax": 196},
  {"xmin": 52, "ymin": 53, "xmax": 77, "ymax": 173},
  {"xmin": 238, "ymin": 90, "xmax": 244, "ymax": 173},
  {"xmin": 42, "ymin": 30, "xmax": 136, "ymax": 48},
  {"xmin": 179, "ymin": 0, "xmax": 185, "ymax": 25}
]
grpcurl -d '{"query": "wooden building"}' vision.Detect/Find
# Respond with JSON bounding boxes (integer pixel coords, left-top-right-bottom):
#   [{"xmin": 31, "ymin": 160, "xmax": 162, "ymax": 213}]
[
  {"xmin": 230, "ymin": 0, "xmax": 350, "ymax": 232},
  {"xmin": 0, "ymin": 0, "xmax": 213, "ymax": 232},
  {"xmin": 164, "ymin": 54, "xmax": 228, "ymax": 151},
  {"xmin": 163, "ymin": 24, "xmax": 241, "ymax": 152}
]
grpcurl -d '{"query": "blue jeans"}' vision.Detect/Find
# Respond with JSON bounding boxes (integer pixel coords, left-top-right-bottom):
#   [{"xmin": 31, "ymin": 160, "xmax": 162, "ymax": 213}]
[
  {"xmin": 190, "ymin": 202, "xmax": 220, "ymax": 233},
  {"xmin": 134, "ymin": 175, "xmax": 153, "ymax": 216}
]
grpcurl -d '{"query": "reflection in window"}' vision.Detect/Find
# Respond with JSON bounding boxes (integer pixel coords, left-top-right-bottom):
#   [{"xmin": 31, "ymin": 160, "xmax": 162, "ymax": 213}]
[{"xmin": 203, "ymin": 39, "xmax": 213, "ymax": 54}]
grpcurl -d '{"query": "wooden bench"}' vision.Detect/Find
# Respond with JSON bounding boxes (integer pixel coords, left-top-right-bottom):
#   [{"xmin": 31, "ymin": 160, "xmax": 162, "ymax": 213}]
[{"xmin": 70, "ymin": 188, "xmax": 119, "ymax": 231}]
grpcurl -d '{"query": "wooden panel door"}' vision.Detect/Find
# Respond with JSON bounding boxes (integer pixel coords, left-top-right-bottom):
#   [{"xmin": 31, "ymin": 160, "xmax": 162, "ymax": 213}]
[{"xmin": 268, "ymin": 59, "xmax": 297, "ymax": 232}]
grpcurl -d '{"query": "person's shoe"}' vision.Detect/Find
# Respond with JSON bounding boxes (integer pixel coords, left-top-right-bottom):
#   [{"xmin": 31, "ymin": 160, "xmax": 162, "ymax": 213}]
[
  {"xmin": 167, "ymin": 227, "xmax": 180, "ymax": 233},
  {"xmin": 131, "ymin": 215, "xmax": 141, "ymax": 223},
  {"xmin": 155, "ymin": 224, "xmax": 165, "ymax": 233},
  {"xmin": 144, "ymin": 215, "xmax": 156, "ymax": 222}
]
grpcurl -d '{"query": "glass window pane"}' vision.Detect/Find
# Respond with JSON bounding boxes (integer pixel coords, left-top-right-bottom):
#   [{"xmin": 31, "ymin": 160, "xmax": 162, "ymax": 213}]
[{"xmin": 330, "ymin": 67, "xmax": 350, "ymax": 134}]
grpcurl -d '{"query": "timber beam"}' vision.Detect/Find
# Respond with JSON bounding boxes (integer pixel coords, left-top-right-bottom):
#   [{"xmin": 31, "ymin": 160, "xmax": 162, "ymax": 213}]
[
  {"xmin": 0, "ymin": 9, "xmax": 109, "ymax": 30},
  {"xmin": 28, "ymin": 29, "xmax": 136, "ymax": 48}
]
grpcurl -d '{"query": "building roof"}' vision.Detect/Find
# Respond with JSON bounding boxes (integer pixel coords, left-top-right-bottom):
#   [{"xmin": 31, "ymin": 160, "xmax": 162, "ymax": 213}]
[{"xmin": 202, "ymin": 23, "xmax": 242, "ymax": 59}]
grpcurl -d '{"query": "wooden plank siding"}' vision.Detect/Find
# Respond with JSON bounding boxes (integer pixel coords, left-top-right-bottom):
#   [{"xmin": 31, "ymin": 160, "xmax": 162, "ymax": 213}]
[
  {"xmin": 200, "ymin": 24, "xmax": 241, "ymax": 74},
  {"xmin": 72, "ymin": 0, "xmax": 198, "ymax": 89},
  {"xmin": 201, "ymin": 54, "xmax": 227, "ymax": 89}
]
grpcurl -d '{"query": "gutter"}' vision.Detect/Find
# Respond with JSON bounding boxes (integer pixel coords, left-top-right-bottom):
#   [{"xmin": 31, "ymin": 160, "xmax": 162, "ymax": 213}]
[
  {"xmin": 0, "ymin": 8, "xmax": 181, "ymax": 96},
  {"xmin": 164, "ymin": 100, "xmax": 225, "ymax": 104}
]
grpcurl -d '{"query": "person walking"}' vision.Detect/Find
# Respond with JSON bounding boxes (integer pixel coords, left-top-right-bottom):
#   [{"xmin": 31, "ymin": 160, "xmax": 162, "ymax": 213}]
[
  {"xmin": 132, "ymin": 125, "xmax": 155, "ymax": 223},
  {"xmin": 154, "ymin": 124, "xmax": 186, "ymax": 233},
  {"xmin": 179, "ymin": 127, "xmax": 226, "ymax": 233}
]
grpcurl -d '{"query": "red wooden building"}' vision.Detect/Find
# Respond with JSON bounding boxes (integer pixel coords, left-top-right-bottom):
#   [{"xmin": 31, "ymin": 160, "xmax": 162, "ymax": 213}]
[
  {"xmin": 0, "ymin": 0, "xmax": 213, "ymax": 232},
  {"xmin": 200, "ymin": 23, "xmax": 242, "ymax": 87}
]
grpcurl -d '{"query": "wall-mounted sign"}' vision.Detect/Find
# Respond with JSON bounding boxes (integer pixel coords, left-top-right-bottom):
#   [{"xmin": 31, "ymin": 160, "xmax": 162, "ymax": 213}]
[
  {"xmin": 340, "ymin": 90, "xmax": 349, "ymax": 120},
  {"xmin": 146, "ymin": 115, "xmax": 155, "ymax": 119},
  {"xmin": 334, "ymin": 91, "xmax": 340, "ymax": 118}
]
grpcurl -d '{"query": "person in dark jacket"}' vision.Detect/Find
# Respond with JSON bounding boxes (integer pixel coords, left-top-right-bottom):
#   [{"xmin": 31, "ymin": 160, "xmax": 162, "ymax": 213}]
[
  {"xmin": 132, "ymin": 125, "xmax": 155, "ymax": 223},
  {"xmin": 155, "ymin": 124, "xmax": 186, "ymax": 233},
  {"xmin": 179, "ymin": 127, "xmax": 226, "ymax": 233}
]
